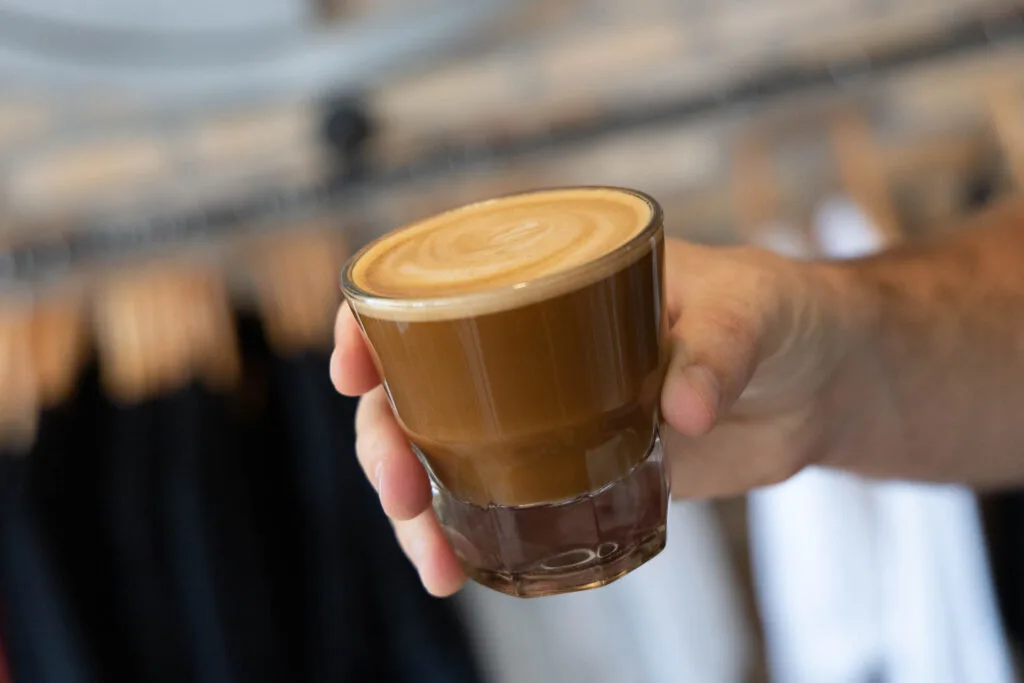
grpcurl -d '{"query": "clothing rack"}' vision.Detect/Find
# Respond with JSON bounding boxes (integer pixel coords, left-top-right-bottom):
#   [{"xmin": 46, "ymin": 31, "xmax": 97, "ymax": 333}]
[
  {"xmin": 2, "ymin": 4, "xmax": 1023, "ymax": 292},
  {"xmin": 0, "ymin": 9, "xmax": 504, "ymax": 680},
  {"xmin": 3, "ymin": 3, "xmax": 1024, "ymax": 682}
]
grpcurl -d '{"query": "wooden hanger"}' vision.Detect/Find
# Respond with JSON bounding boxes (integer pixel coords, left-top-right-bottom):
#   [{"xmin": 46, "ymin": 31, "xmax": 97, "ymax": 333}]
[
  {"xmin": 0, "ymin": 300, "xmax": 39, "ymax": 452},
  {"xmin": 30, "ymin": 288, "xmax": 90, "ymax": 409},
  {"xmin": 729, "ymin": 130, "xmax": 817, "ymax": 254},
  {"xmin": 93, "ymin": 260, "xmax": 239, "ymax": 405},
  {"xmin": 190, "ymin": 269, "xmax": 242, "ymax": 394},
  {"xmin": 0, "ymin": 221, "xmax": 45, "ymax": 447},
  {"xmin": 986, "ymin": 81, "xmax": 1024, "ymax": 190},
  {"xmin": 828, "ymin": 108, "xmax": 903, "ymax": 245},
  {"xmin": 731, "ymin": 133, "xmax": 782, "ymax": 239},
  {"xmin": 886, "ymin": 134, "xmax": 987, "ymax": 182},
  {"xmin": 245, "ymin": 219, "xmax": 349, "ymax": 357}
]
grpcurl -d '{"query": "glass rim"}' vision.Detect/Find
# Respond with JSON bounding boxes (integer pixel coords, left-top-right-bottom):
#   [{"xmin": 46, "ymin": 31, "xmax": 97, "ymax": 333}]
[{"xmin": 340, "ymin": 185, "xmax": 664, "ymax": 316}]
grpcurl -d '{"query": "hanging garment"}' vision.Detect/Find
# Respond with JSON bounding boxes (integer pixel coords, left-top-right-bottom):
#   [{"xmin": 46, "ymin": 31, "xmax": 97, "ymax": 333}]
[
  {"xmin": 962, "ymin": 176, "xmax": 1024, "ymax": 657},
  {"xmin": 193, "ymin": 388, "xmax": 289, "ymax": 683},
  {"xmin": 274, "ymin": 348, "xmax": 483, "ymax": 683},
  {"xmin": 0, "ymin": 620, "xmax": 10, "ymax": 683},
  {"xmin": 0, "ymin": 313, "xmax": 485, "ymax": 683},
  {"xmin": 160, "ymin": 386, "xmax": 239, "ymax": 683},
  {"xmin": 819, "ymin": 197, "xmax": 1013, "ymax": 683},
  {"xmin": 26, "ymin": 369, "xmax": 155, "ymax": 683},
  {"xmin": 104, "ymin": 397, "xmax": 190, "ymax": 683},
  {"xmin": 457, "ymin": 498, "xmax": 753, "ymax": 683},
  {"xmin": 0, "ymin": 454, "xmax": 98, "ymax": 683},
  {"xmin": 747, "ymin": 218, "xmax": 889, "ymax": 683},
  {"xmin": 271, "ymin": 351, "xmax": 378, "ymax": 683},
  {"xmin": 747, "ymin": 199, "xmax": 1013, "ymax": 683},
  {"xmin": 159, "ymin": 382, "xmax": 296, "ymax": 683},
  {"xmin": 989, "ymin": 490, "xmax": 1024, "ymax": 657}
]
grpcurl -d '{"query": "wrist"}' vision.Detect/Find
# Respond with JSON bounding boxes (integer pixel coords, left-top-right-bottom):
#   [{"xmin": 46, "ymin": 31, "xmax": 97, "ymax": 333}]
[
  {"xmin": 804, "ymin": 260, "xmax": 899, "ymax": 471},
  {"xmin": 812, "ymin": 260, "xmax": 880, "ymax": 361}
]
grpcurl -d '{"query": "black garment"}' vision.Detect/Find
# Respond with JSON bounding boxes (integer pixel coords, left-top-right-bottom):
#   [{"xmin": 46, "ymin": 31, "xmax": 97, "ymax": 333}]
[
  {"xmin": 964, "ymin": 173, "xmax": 1024, "ymax": 655},
  {"xmin": 160, "ymin": 386, "xmax": 238, "ymax": 683},
  {"xmin": 194, "ymin": 386, "xmax": 288, "ymax": 683},
  {"xmin": 273, "ymin": 352, "xmax": 376, "ymax": 683},
  {"xmin": 987, "ymin": 494, "xmax": 1024, "ymax": 650},
  {"xmin": 0, "ymin": 453, "xmax": 97, "ymax": 683},
  {"xmin": 320, "ymin": 369, "xmax": 480, "ymax": 683},
  {"xmin": 104, "ymin": 398, "xmax": 189, "ymax": 683},
  {"xmin": 0, "ymin": 617, "xmax": 10, "ymax": 683},
  {"xmin": 0, "ymin": 314, "xmax": 483, "ymax": 683}
]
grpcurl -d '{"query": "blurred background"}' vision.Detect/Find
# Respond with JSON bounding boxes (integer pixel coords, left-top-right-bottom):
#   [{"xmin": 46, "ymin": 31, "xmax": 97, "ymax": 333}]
[{"xmin": 2, "ymin": 0, "xmax": 1024, "ymax": 681}]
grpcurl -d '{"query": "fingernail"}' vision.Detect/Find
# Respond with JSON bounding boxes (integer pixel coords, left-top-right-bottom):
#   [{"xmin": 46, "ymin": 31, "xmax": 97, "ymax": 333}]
[
  {"xmin": 328, "ymin": 350, "xmax": 342, "ymax": 390},
  {"xmin": 374, "ymin": 460, "xmax": 385, "ymax": 494},
  {"xmin": 408, "ymin": 533, "xmax": 429, "ymax": 571},
  {"xmin": 681, "ymin": 364, "xmax": 720, "ymax": 419}
]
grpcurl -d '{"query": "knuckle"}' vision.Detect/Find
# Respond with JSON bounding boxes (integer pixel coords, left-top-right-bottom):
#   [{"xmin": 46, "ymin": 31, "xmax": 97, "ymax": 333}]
[
  {"xmin": 704, "ymin": 306, "xmax": 759, "ymax": 350},
  {"xmin": 354, "ymin": 422, "xmax": 386, "ymax": 470},
  {"xmin": 354, "ymin": 387, "xmax": 384, "ymax": 433},
  {"xmin": 719, "ymin": 246, "xmax": 787, "ymax": 307}
]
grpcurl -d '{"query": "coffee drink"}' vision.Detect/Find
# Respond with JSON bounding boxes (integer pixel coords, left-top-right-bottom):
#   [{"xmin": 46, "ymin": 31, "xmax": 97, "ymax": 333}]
[{"xmin": 343, "ymin": 187, "xmax": 669, "ymax": 597}]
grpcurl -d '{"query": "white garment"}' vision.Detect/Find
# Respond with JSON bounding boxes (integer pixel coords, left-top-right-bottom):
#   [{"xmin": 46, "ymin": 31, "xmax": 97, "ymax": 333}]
[
  {"xmin": 748, "ymin": 197, "xmax": 1014, "ymax": 683},
  {"xmin": 457, "ymin": 499, "xmax": 752, "ymax": 683},
  {"xmin": 749, "ymin": 468, "xmax": 884, "ymax": 683}
]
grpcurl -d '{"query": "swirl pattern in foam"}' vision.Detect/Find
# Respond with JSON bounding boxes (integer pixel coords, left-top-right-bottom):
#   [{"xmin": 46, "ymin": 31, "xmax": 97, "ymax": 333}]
[{"xmin": 347, "ymin": 188, "xmax": 656, "ymax": 319}]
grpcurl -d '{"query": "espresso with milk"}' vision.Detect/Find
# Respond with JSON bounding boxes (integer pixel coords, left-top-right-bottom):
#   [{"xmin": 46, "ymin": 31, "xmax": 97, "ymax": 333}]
[{"xmin": 347, "ymin": 188, "xmax": 667, "ymax": 508}]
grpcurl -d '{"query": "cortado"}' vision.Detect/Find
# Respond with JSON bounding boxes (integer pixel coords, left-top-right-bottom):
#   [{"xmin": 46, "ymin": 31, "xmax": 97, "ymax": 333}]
[{"xmin": 343, "ymin": 187, "xmax": 670, "ymax": 597}]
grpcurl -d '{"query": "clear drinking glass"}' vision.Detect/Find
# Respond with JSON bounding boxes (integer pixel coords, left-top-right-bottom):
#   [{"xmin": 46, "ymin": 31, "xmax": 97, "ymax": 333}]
[{"xmin": 342, "ymin": 187, "xmax": 670, "ymax": 597}]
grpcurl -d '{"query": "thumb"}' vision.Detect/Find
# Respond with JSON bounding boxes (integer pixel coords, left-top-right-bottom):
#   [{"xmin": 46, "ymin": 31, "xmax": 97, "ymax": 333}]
[{"xmin": 661, "ymin": 307, "xmax": 763, "ymax": 437}]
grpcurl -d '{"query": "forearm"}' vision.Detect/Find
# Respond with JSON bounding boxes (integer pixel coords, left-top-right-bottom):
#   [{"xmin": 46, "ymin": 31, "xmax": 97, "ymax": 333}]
[{"xmin": 820, "ymin": 197, "xmax": 1024, "ymax": 487}]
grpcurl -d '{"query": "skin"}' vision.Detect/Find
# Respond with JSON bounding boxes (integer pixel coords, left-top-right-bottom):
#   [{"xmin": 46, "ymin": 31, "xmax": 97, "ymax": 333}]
[{"xmin": 331, "ymin": 196, "xmax": 1024, "ymax": 597}]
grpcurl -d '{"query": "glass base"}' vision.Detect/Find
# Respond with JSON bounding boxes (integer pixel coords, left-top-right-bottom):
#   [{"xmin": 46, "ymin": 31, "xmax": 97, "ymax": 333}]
[
  {"xmin": 469, "ymin": 525, "xmax": 666, "ymax": 598},
  {"xmin": 431, "ymin": 429, "xmax": 669, "ymax": 598}
]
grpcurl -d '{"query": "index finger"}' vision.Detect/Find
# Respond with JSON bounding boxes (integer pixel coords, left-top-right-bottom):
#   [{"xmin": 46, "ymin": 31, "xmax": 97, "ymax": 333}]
[{"xmin": 330, "ymin": 303, "xmax": 381, "ymax": 396}]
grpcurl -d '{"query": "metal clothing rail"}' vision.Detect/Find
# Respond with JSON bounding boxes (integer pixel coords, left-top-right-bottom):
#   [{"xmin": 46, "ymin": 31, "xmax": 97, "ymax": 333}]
[{"xmin": 2, "ymin": 5, "xmax": 1024, "ymax": 288}]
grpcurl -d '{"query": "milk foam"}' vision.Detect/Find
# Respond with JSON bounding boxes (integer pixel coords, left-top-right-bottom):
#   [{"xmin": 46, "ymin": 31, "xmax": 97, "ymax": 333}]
[{"xmin": 347, "ymin": 188, "xmax": 657, "ymax": 320}]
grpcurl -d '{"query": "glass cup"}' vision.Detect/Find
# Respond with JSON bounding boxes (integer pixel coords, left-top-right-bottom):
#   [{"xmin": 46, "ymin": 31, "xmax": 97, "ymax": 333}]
[{"xmin": 342, "ymin": 187, "xmax": 670, "ymax": 597}]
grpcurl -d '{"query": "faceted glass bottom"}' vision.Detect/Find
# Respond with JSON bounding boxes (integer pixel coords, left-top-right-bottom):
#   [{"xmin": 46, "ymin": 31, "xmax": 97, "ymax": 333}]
[{"xmin": 431, "ymin": 429, "xmax": 669, "ymax": 598}]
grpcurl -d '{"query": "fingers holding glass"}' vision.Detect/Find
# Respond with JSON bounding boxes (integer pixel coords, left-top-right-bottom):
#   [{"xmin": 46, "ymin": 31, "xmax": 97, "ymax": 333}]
[
  {"xmin": 331, "ymin": 303, "xmax": 380, "ymax": 396},
  {"xmin": 393, "ymin": 509, "xmax": 467, "ymax": 597},
  {"xmin": 353, "ymin": 380, "xmax": 460, "ymax": 594},
  {"xmin": 355, "ymin": 386, "xmax": 432, "ymax": 522}
]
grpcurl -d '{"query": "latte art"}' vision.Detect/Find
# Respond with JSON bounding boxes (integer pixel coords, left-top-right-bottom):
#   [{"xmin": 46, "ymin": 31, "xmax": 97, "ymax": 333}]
[
  {"xmin": 350, "ymin": 188, "xmax": 653, "ymax": 307},
  {"xmin": 388, "ymin": 208, "xmax": 623, "ymax": 289}
]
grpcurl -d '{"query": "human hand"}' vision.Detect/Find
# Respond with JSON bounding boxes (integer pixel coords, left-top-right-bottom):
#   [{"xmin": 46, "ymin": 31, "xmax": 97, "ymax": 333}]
[{"xmin": 330, "ymin": 237, "xmax": 863, "ymax": 596}]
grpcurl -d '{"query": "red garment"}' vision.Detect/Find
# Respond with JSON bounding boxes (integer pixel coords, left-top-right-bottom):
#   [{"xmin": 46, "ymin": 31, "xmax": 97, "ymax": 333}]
[{"xmin": 0, "ymin": 602, "xmax": 10, "ymax": 683}]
